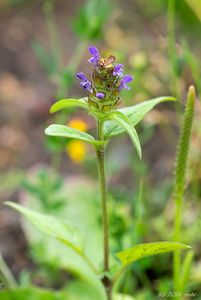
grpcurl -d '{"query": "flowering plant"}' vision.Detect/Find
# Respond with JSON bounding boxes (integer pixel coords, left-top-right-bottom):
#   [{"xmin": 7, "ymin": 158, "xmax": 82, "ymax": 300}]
[{"xmin": 5, "ymin": 46, "xmax": 191, "ymax": 300}]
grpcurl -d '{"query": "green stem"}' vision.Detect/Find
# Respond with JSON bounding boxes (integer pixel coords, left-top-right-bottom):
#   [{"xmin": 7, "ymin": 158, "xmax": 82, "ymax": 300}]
[
  {"xmin": 96, "ymin": 120, "xmax": 111, "ymax": 300},
  {"xmin": 167, "ymin": 0, "xmax": 180, "ymax": 99},
  {"xmin": 173, "ymin": 197, "xmax": 182, "ymax": 294},
  {"xmin": 172, "ymin": 86, "xmax": 195, "ymax": 298}
]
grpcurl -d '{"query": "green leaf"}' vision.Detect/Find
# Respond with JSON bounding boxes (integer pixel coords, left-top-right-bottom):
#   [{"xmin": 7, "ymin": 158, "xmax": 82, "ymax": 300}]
[
  {"xmin": 109, "ymin": 111, "xmax": 142, "ymax": 159},
  {"xmin": 0, "ymin": 285, "xmax": 106, "ymax": 300},
  {"xmin": 114, "ymin": 295, "xmax": 135, "ymax": 300},
  {"xmin": 5, "ymin": 202, "xmax": 83, "ymax": 253},
  {"xmin": 45, "ymin": 124, "xmax": 107, "ymax": 146},
  {"xmin": 104, "ymin": 96, "xmax": 176, "ymax": 137},
  {"xmin": 50, "ymin": 98, "xmax": 88, "ymax": 113},
  {"xmin": 0, "ymin": 287, "xmax": 61, "ymax": 300},
  {"xmin": 116, "ymin": 242, "xmax": 190, "ymax": 266}
]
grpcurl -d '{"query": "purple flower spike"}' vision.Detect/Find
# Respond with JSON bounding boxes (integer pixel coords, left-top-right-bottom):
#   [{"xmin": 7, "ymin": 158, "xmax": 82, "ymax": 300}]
[
  {"xmin": 113, "ymin": 64, "xmax": 124, "ymax": 77},
  {"xmin": 76, "ymin": 72, "xmax": 92, "ymax": 93},
  {"xmin": 88, "ymin": 46, "xmax": 100, "ymax": 65},
  {"xmin": 96, "ymin": 92, "xmax": 105, "ymax": 99},
  {"xmin": 119, "ymin": 75, "xmax": 133, "ymax": 91}
]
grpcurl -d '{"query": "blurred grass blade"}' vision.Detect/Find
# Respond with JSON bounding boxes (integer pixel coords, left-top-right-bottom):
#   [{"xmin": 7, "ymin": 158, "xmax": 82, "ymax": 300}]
[
  {"xmin": 180, "ymin": 250, "xmax": 194, "ymax": 292},
  {"xmin": 104, "ymin": 96, "xmax": 176, "ymax": 137},
  {"xmin": 72, "ymin": 0, "xmax": 111, "ymax": 40},
  {"xmin": 5, "ymin": 202, "xmax": 83, "ymax": 253},
  {"xmin": 110, "ymin": 111, "xmax": 142, "ymax": 159},
  {"xmin": 116, "ymin": 242, "xmax": 190, "ymax": 267},
  {"xmin": 31, "ymin": 41, "xmax": 57, "ymax": 76},
  {"xmin": 0, "ymin": 252, "xmax": 17, "ymax": 289},
  {"xmin": 45, "ymin": 124, "xmax": 107, "ymax": 146},
  {"xmin": 50, "ymin": 98, "xmax": 88, "ymax": 113},
  {"xmin": 182, "ymin": 39, "xmax": 201, "ymax": 97}
]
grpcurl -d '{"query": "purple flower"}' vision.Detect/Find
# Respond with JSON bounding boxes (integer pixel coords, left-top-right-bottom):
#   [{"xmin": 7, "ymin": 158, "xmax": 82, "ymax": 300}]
[
  {"xmin": 88, "ymin": 46, "xmax": 100, "ymax": 65},
  {"xmin": 76, "ymin": 72, "xmax": 92, "ymax": 93},
  {"xmin": 119, "ymin": 75, "xmax": 133, "ymax": 91},
  {"xmin": 96, "ymin": 92, "xmax": 105, "ymax": 99},
  {"xmin": 113, "ymin": 64, "xmax": 124, "ymax": 77}
]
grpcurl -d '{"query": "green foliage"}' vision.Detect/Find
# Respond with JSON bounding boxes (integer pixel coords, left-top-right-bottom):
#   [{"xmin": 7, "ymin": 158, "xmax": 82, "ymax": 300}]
[
  {"xmin": 5, "ymin": 202, "xmax": 83, "ymax": 253},
  {"xmin": 0, "ymin": 287, "xmax": 62, "ymax": 300},
  {"xmin": 114, "ymin": 294, "xmax": 135, "ymax": 300},
  {"xmin": 0, "ymin": 284, "xmax": 106, "ymax": 300},
  {"xmin": 8, "ymin": 0, "xmax": 27, "ymax": 6},
  {"xmin": 116, "ymin": 242, "xmax": 190, "ymax": 267},
  {"xmin": 45, "ymin": 124, "xmax": 107, "ymax": 146},
  {"xmin": 50, "ymin": 98, "xmax": 88, "ymax": 113},
  {"xmin": 31, "ymin": 42, "xmax": 58, "ymax": 77},
  {"xmin": 20, "ymin": 178, "xmax": 109, "ymax": 299},
  {"xmin": 72, "ymin": 0, "xmax": 111, "ymax": 40},
  {"xmin": 22, "ymin": 169, "xmax": 65, "ymax": 211},
  {"xmin": 110, "ymin": 111, "xmax": 142, "ymax": 159},
  {"xmin": 104, "ymin": 97, "xmax": 176, "ymax": 137}
]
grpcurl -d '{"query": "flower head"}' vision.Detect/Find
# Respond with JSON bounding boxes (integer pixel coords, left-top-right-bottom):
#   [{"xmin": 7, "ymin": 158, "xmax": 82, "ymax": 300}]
[
  {"xmin": 76, "ymin": 45, "xmax": 134, "ymax": 113},
  {"xmin": 119, "ymin": 75, "xmax": 133, "ymax": 91},
  {"xmin": 76, "ymin": 72, "xmax": 92, "ymax": 92},
  {"xmin": 113, "ymin": 64, "xmax": 124, "ymax": 77},
  {"xmin": 88, "ymin": 46, "xmax": 100, "ymax": 65},
  {"xmin": 96, "ymin": 92, "xmax": 105, "ymax": 99}
]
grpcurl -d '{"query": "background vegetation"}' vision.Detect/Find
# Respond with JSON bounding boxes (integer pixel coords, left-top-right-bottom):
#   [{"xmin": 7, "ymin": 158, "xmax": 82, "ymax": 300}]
[{"xmin": 0, "ymin": 0, "xmax": 201, "ymax": 299}]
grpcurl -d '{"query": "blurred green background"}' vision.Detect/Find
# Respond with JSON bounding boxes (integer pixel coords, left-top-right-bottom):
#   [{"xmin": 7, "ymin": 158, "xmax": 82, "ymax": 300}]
[{"xmin": 0, "ymin": 0, "xmax": 201, "ymax": 299}]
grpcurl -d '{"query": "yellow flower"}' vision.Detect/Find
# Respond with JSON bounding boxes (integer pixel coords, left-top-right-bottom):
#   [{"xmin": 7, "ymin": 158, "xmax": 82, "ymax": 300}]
[
  {"xmin": 68, "ymin": 118, "xmax": 88, "ymax": 132},
  {"xmin": 66, "ymin": 118, "xmax": 88, "ymax": 163},
  {"xmin": 66, "ymin": 140, "xmax": 86, "ymax": 163}
]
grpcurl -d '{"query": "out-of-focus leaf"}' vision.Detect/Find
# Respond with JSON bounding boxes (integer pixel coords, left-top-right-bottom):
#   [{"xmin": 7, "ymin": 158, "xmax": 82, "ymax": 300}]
[
  {"xmin": 0, "ymin": 285, "xmax": 106, "ymax": 300},
  {"xmin": 21, "ymin": 177, "xmax": 106, "ymax": 299},
  {"xmin": 50, "ymin": 98, "xmax": 88, "ymax": 113},
  {"xmin": 0, "ymin": 287, "xmax": 62, "ymax": 300},
  {"xmin": 182, "ymin": 39, "xmax": 201, "ymax": 95},
  {"xmin": 22, "ymin": 168, "xmax": 65, "ymax": 212},
  {"xmin": 185, "ymin": 0, "xmax": 201, "ymax": 21},
  {"xmin": 5, "ymin": 202, "xmax": 83, "ymax": 252},
  {"xmin": 72, "ymin": 0, "xmax": 111, "ymax": 40},
  {"xmin": 31, "ymin": 41, "xmax": 57, "ymax": 76},
  {"xmin": 104, "ymin": 97, "xmax": 176, "ymax": 137},
  {"xmin": 45, "ymin": 136, "xmax": 66, "ymax": 152},
  {"xmin": 116, "ymin": 242, "xmax": 190, "ymax": 266},
  {"xmin": 67, "ymin": 281, "xmax": 106, "ymax": 300},
  {"xmin": 114, "ymin": 294, "xmax": 135, "ymax": 300},
  {"xmin": 109, "ymin": 111, "xmax": 142, "ymax": 159},
  {"xmin": 45, "ymin": 124, "xmax": 107, "ymax": 146}
]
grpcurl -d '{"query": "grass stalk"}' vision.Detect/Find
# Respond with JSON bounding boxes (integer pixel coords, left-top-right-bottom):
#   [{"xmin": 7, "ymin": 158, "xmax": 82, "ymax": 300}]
[{"xmin": 173, "ymin": 86, "xmax": 195, "ymax": 296}]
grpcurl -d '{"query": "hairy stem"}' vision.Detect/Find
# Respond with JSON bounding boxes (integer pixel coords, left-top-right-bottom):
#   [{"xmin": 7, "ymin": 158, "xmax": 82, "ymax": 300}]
[
  {"xmin": 96, "ymin": 120, "xmax": 111, "ymax": 300},
  {"xmin": 173, "ymin": 86, "xmax": 195, "ymax": 297},
  {"xmin": 173, "ymin": 197, "xmax": 182, "ymax": 291}
]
